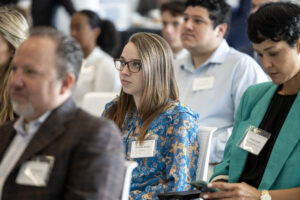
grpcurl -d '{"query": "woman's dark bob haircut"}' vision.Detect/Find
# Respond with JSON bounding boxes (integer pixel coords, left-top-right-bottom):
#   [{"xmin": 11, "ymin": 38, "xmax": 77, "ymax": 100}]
[{"xmin": 248, "ymin": 2, "xmax": 300, "ymax": 47}]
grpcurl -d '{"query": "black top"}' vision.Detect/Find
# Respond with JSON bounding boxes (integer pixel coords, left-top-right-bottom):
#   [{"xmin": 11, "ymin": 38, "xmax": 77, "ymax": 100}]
[{"xmin": 239, "ymin": 87, "xmax": 297, "ymax": 187}]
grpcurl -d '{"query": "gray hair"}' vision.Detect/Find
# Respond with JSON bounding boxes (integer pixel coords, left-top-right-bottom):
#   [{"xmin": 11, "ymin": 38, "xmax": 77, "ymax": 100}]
[{"xmin": 30, "ymin": 27, "xmax": 83, "ymax": 82}]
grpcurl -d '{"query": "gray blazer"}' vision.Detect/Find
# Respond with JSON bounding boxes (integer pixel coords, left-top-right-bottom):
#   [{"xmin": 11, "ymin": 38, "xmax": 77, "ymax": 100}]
[{"xmin": 0, "ymin": 98, "xmax": 125, "ymax": 200}]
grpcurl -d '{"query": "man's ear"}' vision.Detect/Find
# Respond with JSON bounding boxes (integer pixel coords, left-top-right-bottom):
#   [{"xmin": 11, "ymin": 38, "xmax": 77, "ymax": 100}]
[
  {"xmin": 215, "ymin": 23, "xmax": 227, "ymax": 38},
  {"xmin": 60, "ymin": 72, "xmax": 75, "ymax": 95}
]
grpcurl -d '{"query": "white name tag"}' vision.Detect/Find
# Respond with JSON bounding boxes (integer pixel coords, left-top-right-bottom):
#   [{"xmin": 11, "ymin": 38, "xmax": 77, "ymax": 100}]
[
  {"xmin": 16, "ymin": 156, "xmax": 54, "ymax": 187},
  {"xmin": 130, "ymin": 140, "xmax": 156, "ymax": 158},
  {"xmin": 192, "ymin": 76, "xmax": 215, "ymax": 91},
  {"xmin": 238, "ymin": 126, "xmax": 271, "ymax": 155}
]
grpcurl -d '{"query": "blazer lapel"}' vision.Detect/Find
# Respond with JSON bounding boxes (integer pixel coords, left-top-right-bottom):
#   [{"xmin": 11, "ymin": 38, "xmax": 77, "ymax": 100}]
[
  {"xmin": 230, "ymin": 85, "xmax": 278, "ymax": 182},
  {"xmin": 259, "ymin": 92, "xmax": 300, "ymax": 189},
  {"xmin": 0, "ymin": 122, "xmax": 17, "ymax": 161},
  {"xmin": 14, "ymin": 98, "xmax": 77, "ymax": 169}
]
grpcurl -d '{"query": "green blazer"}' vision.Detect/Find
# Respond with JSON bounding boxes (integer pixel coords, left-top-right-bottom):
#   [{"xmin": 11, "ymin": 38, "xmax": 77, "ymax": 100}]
[{"xmin": 212, "ymin": 82, "xmax": 300, "ymax": 190}]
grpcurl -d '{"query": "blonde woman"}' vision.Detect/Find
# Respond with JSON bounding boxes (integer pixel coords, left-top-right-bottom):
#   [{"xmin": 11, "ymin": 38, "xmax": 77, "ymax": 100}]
[
  {"xmin": 104, "ymin": 32, "xmax": 199, "ymax": 200},
  {"xmin": 0, "ymin": 7, "xmax": 29, "ymax": 124}
]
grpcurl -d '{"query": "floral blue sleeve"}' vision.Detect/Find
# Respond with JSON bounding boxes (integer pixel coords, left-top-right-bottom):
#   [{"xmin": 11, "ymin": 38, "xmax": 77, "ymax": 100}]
[{"xmin": 128, "ymin": 103, "xmax": 199, "ymax": 200}]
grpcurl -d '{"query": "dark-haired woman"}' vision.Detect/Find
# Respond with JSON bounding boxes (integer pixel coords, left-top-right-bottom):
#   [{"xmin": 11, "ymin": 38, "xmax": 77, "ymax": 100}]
[
  {"xmin": 70, "ymin": 10, "xmax": 121, "ymax": 106},
  {"xmin": 203, "ymin": 2, "xmax": 300, "ymax": 200}
]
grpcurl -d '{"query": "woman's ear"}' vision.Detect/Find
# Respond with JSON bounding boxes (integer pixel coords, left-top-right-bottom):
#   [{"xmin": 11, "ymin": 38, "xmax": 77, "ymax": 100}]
[{"xmin": 93, "ymin": 27, "xmax": 101, "ymax": 39}]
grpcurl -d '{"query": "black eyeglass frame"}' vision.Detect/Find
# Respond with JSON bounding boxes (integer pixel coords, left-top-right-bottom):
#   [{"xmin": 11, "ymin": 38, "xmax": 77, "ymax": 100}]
[{"xmin": 114, "ymin": 58, "xmax": 142, "ymax": 73}]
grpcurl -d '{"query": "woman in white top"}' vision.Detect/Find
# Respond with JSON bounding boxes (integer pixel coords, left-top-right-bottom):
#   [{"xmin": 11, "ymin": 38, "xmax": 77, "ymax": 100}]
[{"xmin": 70, "ymin": 10, "xmax": 121, "ymax": 105}]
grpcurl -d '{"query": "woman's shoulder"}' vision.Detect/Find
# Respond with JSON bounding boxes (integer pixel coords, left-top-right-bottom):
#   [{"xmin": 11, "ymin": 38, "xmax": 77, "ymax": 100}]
[
  {"xmin": 103, "ymin": 98, "xmax": 119, "ymax": 115},
  {"xmin": 246, "ymin": 81, "xmax": 274, "ymax": 94},
  {"xmin": 163, "ymin": 101, "xmax": 199, "ymax": 120}
]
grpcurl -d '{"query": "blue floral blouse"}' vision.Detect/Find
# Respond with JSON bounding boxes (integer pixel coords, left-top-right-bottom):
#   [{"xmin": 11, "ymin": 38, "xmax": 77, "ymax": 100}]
[{"xmin": 104, "ymin": 101, "xmax": 200, "ymax": 200}]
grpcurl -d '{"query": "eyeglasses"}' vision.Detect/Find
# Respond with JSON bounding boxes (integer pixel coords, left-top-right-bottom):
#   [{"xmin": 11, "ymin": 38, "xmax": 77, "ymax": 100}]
[{"xmin": 114, "ymin": 58, "xmax": 142, "ymax": 73}]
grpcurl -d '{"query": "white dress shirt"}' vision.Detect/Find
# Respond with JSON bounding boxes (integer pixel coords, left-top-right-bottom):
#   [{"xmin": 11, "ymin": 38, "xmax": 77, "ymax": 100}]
[{"xmin": 73, "ymin": 47, "xmax": 121, "ymax": 106}]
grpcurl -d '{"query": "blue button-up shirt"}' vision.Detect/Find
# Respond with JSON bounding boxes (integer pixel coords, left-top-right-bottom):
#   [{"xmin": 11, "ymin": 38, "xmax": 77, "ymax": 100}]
[{"xmin": 174, "ymin": 40, "xmax": 269, "ymax": 163}]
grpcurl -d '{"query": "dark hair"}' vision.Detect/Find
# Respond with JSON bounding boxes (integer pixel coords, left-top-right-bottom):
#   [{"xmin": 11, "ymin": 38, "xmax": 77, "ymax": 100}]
[
  {"xmin": 185, "ymin": 0, "xmax": 231, "ymax": 34},
  {"xmin": 160, "ymin": 1, "xmax": 185, "ymax": 17},
  {"xmin": 30, "ymin": 27, "xmax": 83, "ymax": 82},
  {"xmin": 78, "ymin": 10, "xmax": 120, "ymax": 57},
  {"xmin": 248, "ymin": 2, "xmax": 300, "ymax": 47}
]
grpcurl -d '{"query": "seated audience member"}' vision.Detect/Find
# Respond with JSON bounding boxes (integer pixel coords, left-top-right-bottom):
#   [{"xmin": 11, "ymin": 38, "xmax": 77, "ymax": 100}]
[
  {"xmin": 70, "ymin": 10, "xmax": 121, "ymax": 106},
  {"xmin": 0, "ymin": 7, "xmax": 28, "ymax": 125},
  {"xmin": 104, "ymin": 32, "xmax": 199, "ymax": 200},
  {"xmin": 240, "ymin": 0, "xmax": 277, "ymax": 62},
  {"xmin": 0, "ymin": 27, "xmax": 124, "ymax": 199},
  {"xmin": 175, "ymin": 0, "xmax": 268, "ymax": 167},
  {"xmin": 160, "ymin": 1, "xmax": 188, "ymax": 61},
  {"xmin": 204, "ymin": 2, "xmax": 300, "ymax": 199}
]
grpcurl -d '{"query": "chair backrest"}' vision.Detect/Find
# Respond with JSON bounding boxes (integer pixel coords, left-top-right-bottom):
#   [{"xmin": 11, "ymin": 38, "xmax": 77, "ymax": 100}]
[
  {"xmin": 122, "ymin": 161, "xmax": 138, "ymax": 200},
  {"xmin": 81, "ymin": 92, "xmax": 118, "ymax": 116},
  {"xmin": 196, "ymin": 126, "xmax": 217, "ymax": 181}
]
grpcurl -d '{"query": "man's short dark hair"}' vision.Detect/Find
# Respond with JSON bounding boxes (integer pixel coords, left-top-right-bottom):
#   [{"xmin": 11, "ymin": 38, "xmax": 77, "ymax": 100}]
[
  {"xmin": 30, "ymin": 27, "xmax": 83, "ymax": 82},
  {"xmin": 160, "ymin": 1, "xmax": 185, "ymax": 17},
  {"xmin": 185, "ymin": 0, "xmax": 231, "ymax": 30},
  {"xmin": 248, "ymin": 2, "xmax": 300, "ymax": 47}
]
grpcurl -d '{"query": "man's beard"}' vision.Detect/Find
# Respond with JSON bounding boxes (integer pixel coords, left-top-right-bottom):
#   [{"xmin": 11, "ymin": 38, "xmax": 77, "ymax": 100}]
[{"xmin": 10, "ymin": 88, "xmax": 35, "ymax": 119}]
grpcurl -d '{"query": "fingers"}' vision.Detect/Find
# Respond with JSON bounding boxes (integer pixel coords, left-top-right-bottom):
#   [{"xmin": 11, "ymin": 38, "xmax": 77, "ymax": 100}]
[{"xmin": 200, "ymin": 182, "xmax": 260, "ymax": 199}]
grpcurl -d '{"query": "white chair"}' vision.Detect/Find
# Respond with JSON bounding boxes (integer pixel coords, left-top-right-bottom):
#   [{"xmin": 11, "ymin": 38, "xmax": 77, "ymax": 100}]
[
  {"xmin": 196, "ymin": 126, "xmax": 217, "ymax": 181},
  {"xmin": 81, "ymin": 92, "xmax": 118, "ymax": 116},
  {"xmin": 122, "ymin": 161, "xmax": 138, "ymax": 200}
]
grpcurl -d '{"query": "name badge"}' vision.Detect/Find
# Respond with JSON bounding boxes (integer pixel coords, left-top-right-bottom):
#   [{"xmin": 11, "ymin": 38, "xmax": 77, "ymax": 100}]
[
  {"xmin": 192, "ymin": 76, "xmax": 215, "ymax": 91},
  {"xmin": 130, "ymin": 140, "xmax": 156, "ymax": 158},
  {"xmin": 238, "ymin": 125, "xmax": 271, "ymax": 155},
  {"xmin": 16, "ymin": 156, "xmax": 55, "ymax": 187}
]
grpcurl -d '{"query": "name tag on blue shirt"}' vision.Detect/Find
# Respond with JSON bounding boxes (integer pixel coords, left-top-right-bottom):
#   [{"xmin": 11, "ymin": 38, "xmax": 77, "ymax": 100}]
[
  {"xmin": 192, "ymin": 76, "xmax": 215, "ymax": 91},
  {"xmin": 130, "ymin": 140, "xmax": 156, "ymax": 158}
]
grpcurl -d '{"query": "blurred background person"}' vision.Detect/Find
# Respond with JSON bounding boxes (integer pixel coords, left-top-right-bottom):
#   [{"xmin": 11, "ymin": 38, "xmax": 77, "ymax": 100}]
[
  {"xmin": 31, "ymin": 0, "xmax": 75, "ymax": 27},
  {"xmin": 205, "ymin": 2, "xmax": 300, "ymax": 199},
  {"xmin": 226, "ymin": 0, "xmax": 251, "ymax": 50},
  {"xmin": 0, "ymin": 6, "xmax": 28, "ymax": 125},
  {"xmin": 70, "ymin": 10, "xmax": 121, "ymax": 106},
  {"xmin": 160, "ymin": 1, "xmax": 188, "ymax": 61},
  {"xmin": 104, "ymin": 32, "xmax": 199, "ymax": 199}
]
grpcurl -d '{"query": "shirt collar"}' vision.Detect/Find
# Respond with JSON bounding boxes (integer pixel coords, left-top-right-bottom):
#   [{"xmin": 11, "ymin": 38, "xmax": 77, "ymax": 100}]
[
  {"xmin": 14, "ymin": 111, "xmax": 52, "ymax": 137},
  {"xmin": 183, "ymin": 39, "xmax": 230, "ymax": 73}
]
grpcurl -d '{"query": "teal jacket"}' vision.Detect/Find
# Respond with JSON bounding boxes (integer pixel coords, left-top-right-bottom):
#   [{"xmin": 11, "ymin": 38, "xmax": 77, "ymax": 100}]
[{"xmin": 212, "ymin": 82, "xmax": 300, "ymax": 190}]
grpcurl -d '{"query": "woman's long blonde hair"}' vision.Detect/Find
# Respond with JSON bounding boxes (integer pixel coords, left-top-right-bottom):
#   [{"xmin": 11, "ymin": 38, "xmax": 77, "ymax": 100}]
[
  {"xmin": 0, "ymin": 7, "xmax": 29, "ymax": 124},
  {"xmin": 105, "ymin": 32, "xmax": 179, "ymax": 141}
]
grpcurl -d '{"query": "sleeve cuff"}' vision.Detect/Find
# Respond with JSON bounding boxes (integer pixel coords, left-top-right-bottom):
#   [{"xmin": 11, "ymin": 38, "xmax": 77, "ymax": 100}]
[{"xmin": 210, "ymin": 175, "xmax": 229, "ymax": 182}]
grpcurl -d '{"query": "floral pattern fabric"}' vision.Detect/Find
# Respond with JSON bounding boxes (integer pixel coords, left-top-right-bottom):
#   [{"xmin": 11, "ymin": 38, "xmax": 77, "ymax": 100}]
[{"xmin": 104, "ymin": 101, "xmax": 200, "ymax": 200}]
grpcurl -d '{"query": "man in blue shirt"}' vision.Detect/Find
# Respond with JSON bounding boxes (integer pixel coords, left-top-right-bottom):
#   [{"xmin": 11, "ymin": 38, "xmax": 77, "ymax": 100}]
[{"xmin": 175, "ymin": 0, "xmax": 268, "ymax": 167}]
